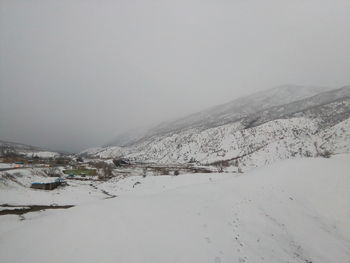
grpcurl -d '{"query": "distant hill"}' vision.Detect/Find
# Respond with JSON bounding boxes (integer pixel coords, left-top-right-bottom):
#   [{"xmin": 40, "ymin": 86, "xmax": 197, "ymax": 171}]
[
  {"xmin": 0, "ymin": 140, "xmax": 41, "ymax": 152},
  {"xmin": 0, "ymin": 140, "xmax": 60, "ymax": 158}
]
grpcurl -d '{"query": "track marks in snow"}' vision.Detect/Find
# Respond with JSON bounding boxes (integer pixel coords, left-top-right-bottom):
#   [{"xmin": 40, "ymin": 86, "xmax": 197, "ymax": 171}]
[
  {"xmin": 214, "ymin": 256, "xmax": 222, "ymax": 263},
  {"xmin": 89, "ymin": 183, "xmax": 117, "ymax": 199},
  {"xmin": 205, "ymin": 237, "xmax": 211, "ymax": 244},
  {"xmin": 230, "ymin": 200, "xmax": 250, "ymax": 262}
]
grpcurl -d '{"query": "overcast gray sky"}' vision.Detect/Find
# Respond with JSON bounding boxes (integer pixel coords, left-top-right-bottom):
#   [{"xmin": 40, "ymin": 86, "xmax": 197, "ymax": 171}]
[{"xmin": 1, "ymin": 0, "xmax": 350, "ymax": 152}]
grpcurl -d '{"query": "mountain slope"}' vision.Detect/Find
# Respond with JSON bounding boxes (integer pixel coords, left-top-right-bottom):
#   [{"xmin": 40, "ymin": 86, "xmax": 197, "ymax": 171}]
[
  {"xmin": 108, "ymin": 85, "xmax": 332, "ymax": 146},
  {"xmin": 242, "ymin": 85, "xmax": 350, "ymax": 129},
  {"xmin": 145, "ymin": 85, "xmax": 331, "ymax": 137},
  {"xmin": 0, "ymin": 140, "xmax": 60, "ymax": 158},
  {"xmin": 82, "ymin": 85, "xmax": 350, "ymax": 171},
  {"xmin": 0, "ymin": 140, "xmax": 41, "ymax": 152}
]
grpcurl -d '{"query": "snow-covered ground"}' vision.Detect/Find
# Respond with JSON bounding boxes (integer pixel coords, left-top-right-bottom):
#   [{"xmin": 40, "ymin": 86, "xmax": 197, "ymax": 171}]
[
  {"xmin": 0, "ymin": 163, "xmax": 15, "ymax": 169},
  {"xmin": 0, "ymin": 168, "xmax": 109, "ymax": 206},
  {"xmin": 0, "ymin": 156, "xmax": 349, "ymax": 263}
]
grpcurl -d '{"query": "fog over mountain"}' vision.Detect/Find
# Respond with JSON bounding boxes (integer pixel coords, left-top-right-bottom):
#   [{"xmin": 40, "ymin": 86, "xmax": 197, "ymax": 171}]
[
  {"xmin": 105, "ymin": 85, "xmax": 333, "ymax": 147},
  {"xmin": 1, "ymin": 0, "xmax": 350, "ymax": 152}
]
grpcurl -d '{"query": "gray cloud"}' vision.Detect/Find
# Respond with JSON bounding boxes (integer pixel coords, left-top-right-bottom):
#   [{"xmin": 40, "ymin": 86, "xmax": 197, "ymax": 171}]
[{"xmin": 1, "ymin": 0, "xmax": 350, "ymax": 152}]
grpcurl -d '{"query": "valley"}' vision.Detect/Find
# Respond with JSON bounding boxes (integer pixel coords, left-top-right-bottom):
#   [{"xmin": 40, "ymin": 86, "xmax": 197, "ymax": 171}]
[{"xmin": 1, "ymin": 85, "xmax": 350, "ymax": 263}]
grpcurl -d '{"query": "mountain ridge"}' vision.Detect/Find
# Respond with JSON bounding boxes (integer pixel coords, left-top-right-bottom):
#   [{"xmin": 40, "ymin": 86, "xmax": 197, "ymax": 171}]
[{"xmin": 107, "ymin": 85, "xmax": 334, "ymax": 147}]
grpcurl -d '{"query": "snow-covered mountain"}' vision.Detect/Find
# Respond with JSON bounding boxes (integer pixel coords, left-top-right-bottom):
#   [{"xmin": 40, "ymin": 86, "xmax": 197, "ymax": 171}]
[
  {"xmin": 103, "ymin": 127, "xmax": 153, "ymax": 148},
  {"xmin": 0, "ymin": 140, "xmax": 60, "ymax": 158},
  {"xmin": 141, "ymin": 85, "xmax": 332, "ymax": 138},
  {"xmin": 0, "ymin": 140, "xmax": 40, "ymax": 152},
  {"xmin": 81, "ymin": 85, "xmax": 350, "ymax": 170},
  {"xmin": 107, "ymin": 85, "xmax": 332, "ymax": 146}
]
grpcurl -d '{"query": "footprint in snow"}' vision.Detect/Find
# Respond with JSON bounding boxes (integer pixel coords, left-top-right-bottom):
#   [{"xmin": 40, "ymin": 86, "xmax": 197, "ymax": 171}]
[
  {"xmin": 238, "ymin": 257, "xmax": 246, "ymax": 262},
  {"xmin": 214, "ymin": 256, "xmax": 222, "ymax": 263}
]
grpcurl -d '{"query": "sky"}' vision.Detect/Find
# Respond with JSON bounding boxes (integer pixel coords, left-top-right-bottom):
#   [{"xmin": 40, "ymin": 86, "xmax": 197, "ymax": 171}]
[{"xmin": 0, "ymin": 0, "xmax": 350, "ymax": 153}]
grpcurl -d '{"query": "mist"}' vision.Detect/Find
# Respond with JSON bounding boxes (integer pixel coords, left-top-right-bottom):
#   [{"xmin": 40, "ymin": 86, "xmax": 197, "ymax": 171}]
[{"xmin": 1, "ymin": 0, "xmax": 349, "ymax": 153}]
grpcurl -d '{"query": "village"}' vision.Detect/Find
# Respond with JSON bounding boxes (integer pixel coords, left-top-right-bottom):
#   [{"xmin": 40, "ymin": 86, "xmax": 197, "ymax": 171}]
[
  {"xmin": 0, "ymin": 144, "xmax": 221, "ymax": 218},
  {"xmin": 1, "ymin": 152, "xmax": 216, "ymax": 187}
]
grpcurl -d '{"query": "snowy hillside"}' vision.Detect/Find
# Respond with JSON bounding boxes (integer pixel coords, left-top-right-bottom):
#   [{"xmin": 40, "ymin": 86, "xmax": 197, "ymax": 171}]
[
  {"xmin": 127, "ymin": 118, "xmax": 319, "ymax": 166},
  {"xmin": 0, "ymin": 140, "xmax": 60, "ymax": 158},
  {"xmin": 107, "ymin": 85, "xmax": 331, "ymax": 146},
  {"xmin": 1, "ymin": 157, "xmax": 349, "ymax": 263},
  {"xmin": 318, "ymin": 118, "xmax": 350, "ymax": 154},
  {"xmin": 145, "ymin": 85, "xmax": 332, "ymax": 137},
  {"xmin": 241, "ymin": 86, "xmax": 350, "ymax": 129},
  {"xmin": 0, "ymin": 140, "xmax": 40, "ymax": 152},
  {"xmin": 82, "ymin": 86, "xmax": 350, "ymax": 171}
]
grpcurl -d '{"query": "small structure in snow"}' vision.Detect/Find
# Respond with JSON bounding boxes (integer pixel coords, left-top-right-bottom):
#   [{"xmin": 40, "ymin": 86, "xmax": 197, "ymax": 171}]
[
  {"xmin": 133, "ymin": 181, "xmax": 141, "ymax": 188},
  {"xmin": 113, "ymin": 158, "xmax": 130, "ymax": 167},
  {"xmin": 30, "ymin": 180, "xmax": 64, "ymax": 190}
]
